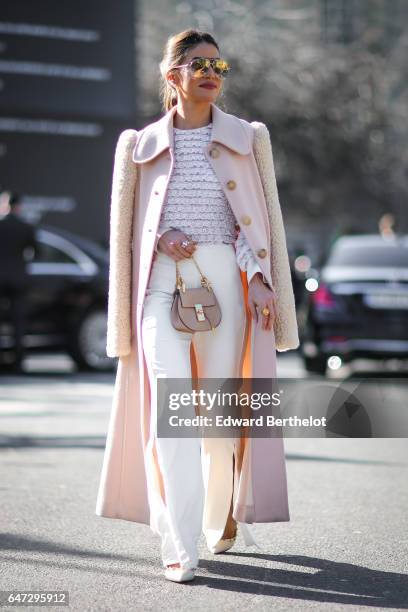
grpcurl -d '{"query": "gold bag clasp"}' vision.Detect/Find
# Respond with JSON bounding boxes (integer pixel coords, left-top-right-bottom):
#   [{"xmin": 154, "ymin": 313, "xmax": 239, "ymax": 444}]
[{"xmin": 194, "ymin": 303, "xmax": 206, "ymax": 321}]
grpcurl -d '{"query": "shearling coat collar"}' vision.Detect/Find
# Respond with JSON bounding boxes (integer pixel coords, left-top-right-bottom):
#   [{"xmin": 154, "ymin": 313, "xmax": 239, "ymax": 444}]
[{"xmin": 132, "ymin": 101, "xmax": 252, "ymax": 163}]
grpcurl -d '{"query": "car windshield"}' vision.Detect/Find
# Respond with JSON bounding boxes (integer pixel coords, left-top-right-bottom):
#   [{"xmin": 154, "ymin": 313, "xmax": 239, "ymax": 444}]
[
  {"xmin": 72, "ymin": 236, "xmax": 109, "ymax": 263},
  {"xmin": 327, "ymin": 242, "xmax": 408, "ymax": 267},
  {"xmin": 42, "ymin": 227, "xmax": 109, "ymax": 263}
]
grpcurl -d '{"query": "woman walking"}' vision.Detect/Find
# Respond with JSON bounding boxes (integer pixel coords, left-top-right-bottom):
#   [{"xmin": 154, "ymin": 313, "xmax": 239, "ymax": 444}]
[{"xmin": 96, "ymin": 29, "xmax": 299, "ymax": 583}]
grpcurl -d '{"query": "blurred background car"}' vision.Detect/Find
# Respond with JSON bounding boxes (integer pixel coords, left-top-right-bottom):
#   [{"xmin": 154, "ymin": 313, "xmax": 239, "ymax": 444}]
[
  {"xmin": 0, "ymin": 225, "xmax": 114, "ymax": 372},
  {"xmin": 301, "ymin": 234, "xmax": 408, "ymax": 375}
]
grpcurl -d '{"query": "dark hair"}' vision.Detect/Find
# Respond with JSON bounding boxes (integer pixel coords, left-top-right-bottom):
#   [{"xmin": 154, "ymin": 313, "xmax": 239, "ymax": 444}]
[{"xmin": 159, "ymin": 29, "xmax": 220, "ymax": 112}]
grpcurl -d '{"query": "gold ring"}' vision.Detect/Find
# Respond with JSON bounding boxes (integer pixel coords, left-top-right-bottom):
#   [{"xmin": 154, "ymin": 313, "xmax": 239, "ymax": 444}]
[{"xmin": 262, "ymin": 307, "xmax": 270, "ymax": 316}]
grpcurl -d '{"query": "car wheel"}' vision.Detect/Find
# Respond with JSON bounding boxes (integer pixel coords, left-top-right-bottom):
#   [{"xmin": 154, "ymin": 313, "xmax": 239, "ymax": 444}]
[
  {"xmin": 303, "ymin": 355, "xmax": 327, "ymax": 375},
  {"xmin": 70, "ymin": 308, "xmax": 115, "ymax": 372}
]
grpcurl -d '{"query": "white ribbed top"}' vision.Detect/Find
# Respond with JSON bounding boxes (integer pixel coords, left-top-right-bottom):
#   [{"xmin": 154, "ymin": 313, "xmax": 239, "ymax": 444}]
[
  {"xmin": 157, "ymin": 123, "xmax": 237, "ymax": 244},
  {"xmin": 157, "ymin": 123, "xmax": 259, "ymax": 276}
]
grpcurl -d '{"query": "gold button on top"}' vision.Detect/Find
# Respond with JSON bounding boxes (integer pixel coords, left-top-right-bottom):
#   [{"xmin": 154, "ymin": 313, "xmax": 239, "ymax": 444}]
[
  {"xmin": 209, "ymin": 147, "xmax": 220, "ymax": 158},
  {"xmin": 257, "ymin": 248, "xmax": 268, "ymax": 258},
  {"xmin": 241, "ymin": 215, "xmax": 251, "ymax": 225},
  {"xmin": 226, "ymin": 180, "xmax": 236, "ymax": 190}
]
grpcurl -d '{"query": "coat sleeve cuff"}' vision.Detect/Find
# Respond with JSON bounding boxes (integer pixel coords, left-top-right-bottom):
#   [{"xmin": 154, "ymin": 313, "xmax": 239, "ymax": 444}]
[{"xmin": 246, "ymin": 256, "xmax": 269, "ymax": 285}]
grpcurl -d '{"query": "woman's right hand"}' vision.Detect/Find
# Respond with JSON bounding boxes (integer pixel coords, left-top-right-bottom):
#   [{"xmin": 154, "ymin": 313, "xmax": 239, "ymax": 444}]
[{"xmin": 157, "ymin": 229, "xmax": 197, "ymax": 261}]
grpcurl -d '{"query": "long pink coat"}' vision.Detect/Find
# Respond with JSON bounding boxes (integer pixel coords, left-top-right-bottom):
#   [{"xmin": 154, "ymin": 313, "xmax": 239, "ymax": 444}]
[{"xmin": 95, "ymin": 102, "xmax": 299, "ymax": 527}]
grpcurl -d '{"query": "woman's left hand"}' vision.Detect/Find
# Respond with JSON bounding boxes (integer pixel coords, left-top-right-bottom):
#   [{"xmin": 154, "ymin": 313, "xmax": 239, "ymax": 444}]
[{"xmin": 247, "ymin": 273, "xmax": 276, "ymax": 331}]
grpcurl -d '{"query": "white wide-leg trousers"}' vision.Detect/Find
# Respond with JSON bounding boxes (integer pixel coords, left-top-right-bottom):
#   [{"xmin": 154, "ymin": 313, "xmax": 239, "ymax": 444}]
[{"xmin": 141, "ymin": 243, "xmax": 255, "ymax": 570}]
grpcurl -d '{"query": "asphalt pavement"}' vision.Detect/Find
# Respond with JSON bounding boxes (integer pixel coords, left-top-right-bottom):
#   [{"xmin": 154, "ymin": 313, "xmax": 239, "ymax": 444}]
[{"xmin": 0, "ymin": 354, "xmax": 407, "ymax": 611}]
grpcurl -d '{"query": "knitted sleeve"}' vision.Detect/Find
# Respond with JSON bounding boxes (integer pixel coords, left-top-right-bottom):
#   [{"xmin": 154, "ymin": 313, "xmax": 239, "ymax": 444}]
[{"xmin": 106, "ymin": 129, "xmax": 138, "ymax": 358}]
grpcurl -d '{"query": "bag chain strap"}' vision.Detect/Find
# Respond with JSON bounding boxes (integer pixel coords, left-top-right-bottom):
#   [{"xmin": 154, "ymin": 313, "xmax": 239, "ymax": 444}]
[{"xmin": 175, "ymin": 255, "xmax": 212, "ymax": 293}]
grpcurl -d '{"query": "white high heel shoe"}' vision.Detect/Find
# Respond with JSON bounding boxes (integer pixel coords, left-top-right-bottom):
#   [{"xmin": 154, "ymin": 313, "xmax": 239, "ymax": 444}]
[
  {"xmin": 208, "ymin": 525, "xmax": 238, "ymax": 554},
  {"xmin": 164, "ymin": 565, "xmax": 196, "ymax": 583}
]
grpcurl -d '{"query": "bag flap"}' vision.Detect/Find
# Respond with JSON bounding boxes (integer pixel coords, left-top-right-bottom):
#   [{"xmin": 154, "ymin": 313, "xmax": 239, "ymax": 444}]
[{"xmin": 178, "ymin": 287, "xmax": 216, "ymax": 308}]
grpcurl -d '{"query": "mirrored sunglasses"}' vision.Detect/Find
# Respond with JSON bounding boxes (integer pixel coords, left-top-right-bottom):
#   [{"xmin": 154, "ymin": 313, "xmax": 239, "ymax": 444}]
[{"xmin": 171, "ymin": 57, "xmax": 230, "ymax": 78}]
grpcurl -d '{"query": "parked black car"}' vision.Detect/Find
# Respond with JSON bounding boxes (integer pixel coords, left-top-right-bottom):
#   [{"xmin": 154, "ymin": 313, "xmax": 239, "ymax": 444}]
[
  {"xmin": 301, "ymin": 234, "xmax": 408, "ymax": 374},
  {"xmin": 0, "ymin": 224, "xmax": 114, "ymax": 372}
]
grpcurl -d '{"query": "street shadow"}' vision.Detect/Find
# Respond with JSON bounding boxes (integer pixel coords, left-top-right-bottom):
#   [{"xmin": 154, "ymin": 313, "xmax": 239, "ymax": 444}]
[
  {"xmin": 1, "ymin": 533, "xmax": 406, "ymax": 607},
  {"xmin": 344, "ymin": 371, "xmax": 408, "ymax": 380},
  {"xmin": 197, "ymin": 553, "xmax": 408, "ymax": 607},
  {"xmin": 0, "ymin": 532, "xmax": 156, "ymax": 578},
  {"xmin": 0, "ymin": 434, "xmax": 403, "ymax": 466},
  {"xmin": 0, "ymin": 434, "xmax": 105, "ymax": 449},
  {"xmin": 285, "ymin": 453, "xmax": 404, "ymax": 466},
  {"xmin": 0, "ymin": 369, "xmax": 115, "ymax": 382}
]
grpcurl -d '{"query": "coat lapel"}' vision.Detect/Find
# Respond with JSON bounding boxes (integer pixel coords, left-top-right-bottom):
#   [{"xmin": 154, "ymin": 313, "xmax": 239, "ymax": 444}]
[{"xmin": 132, "ymin": 102, "xmax": 252, "ymax": 163}]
